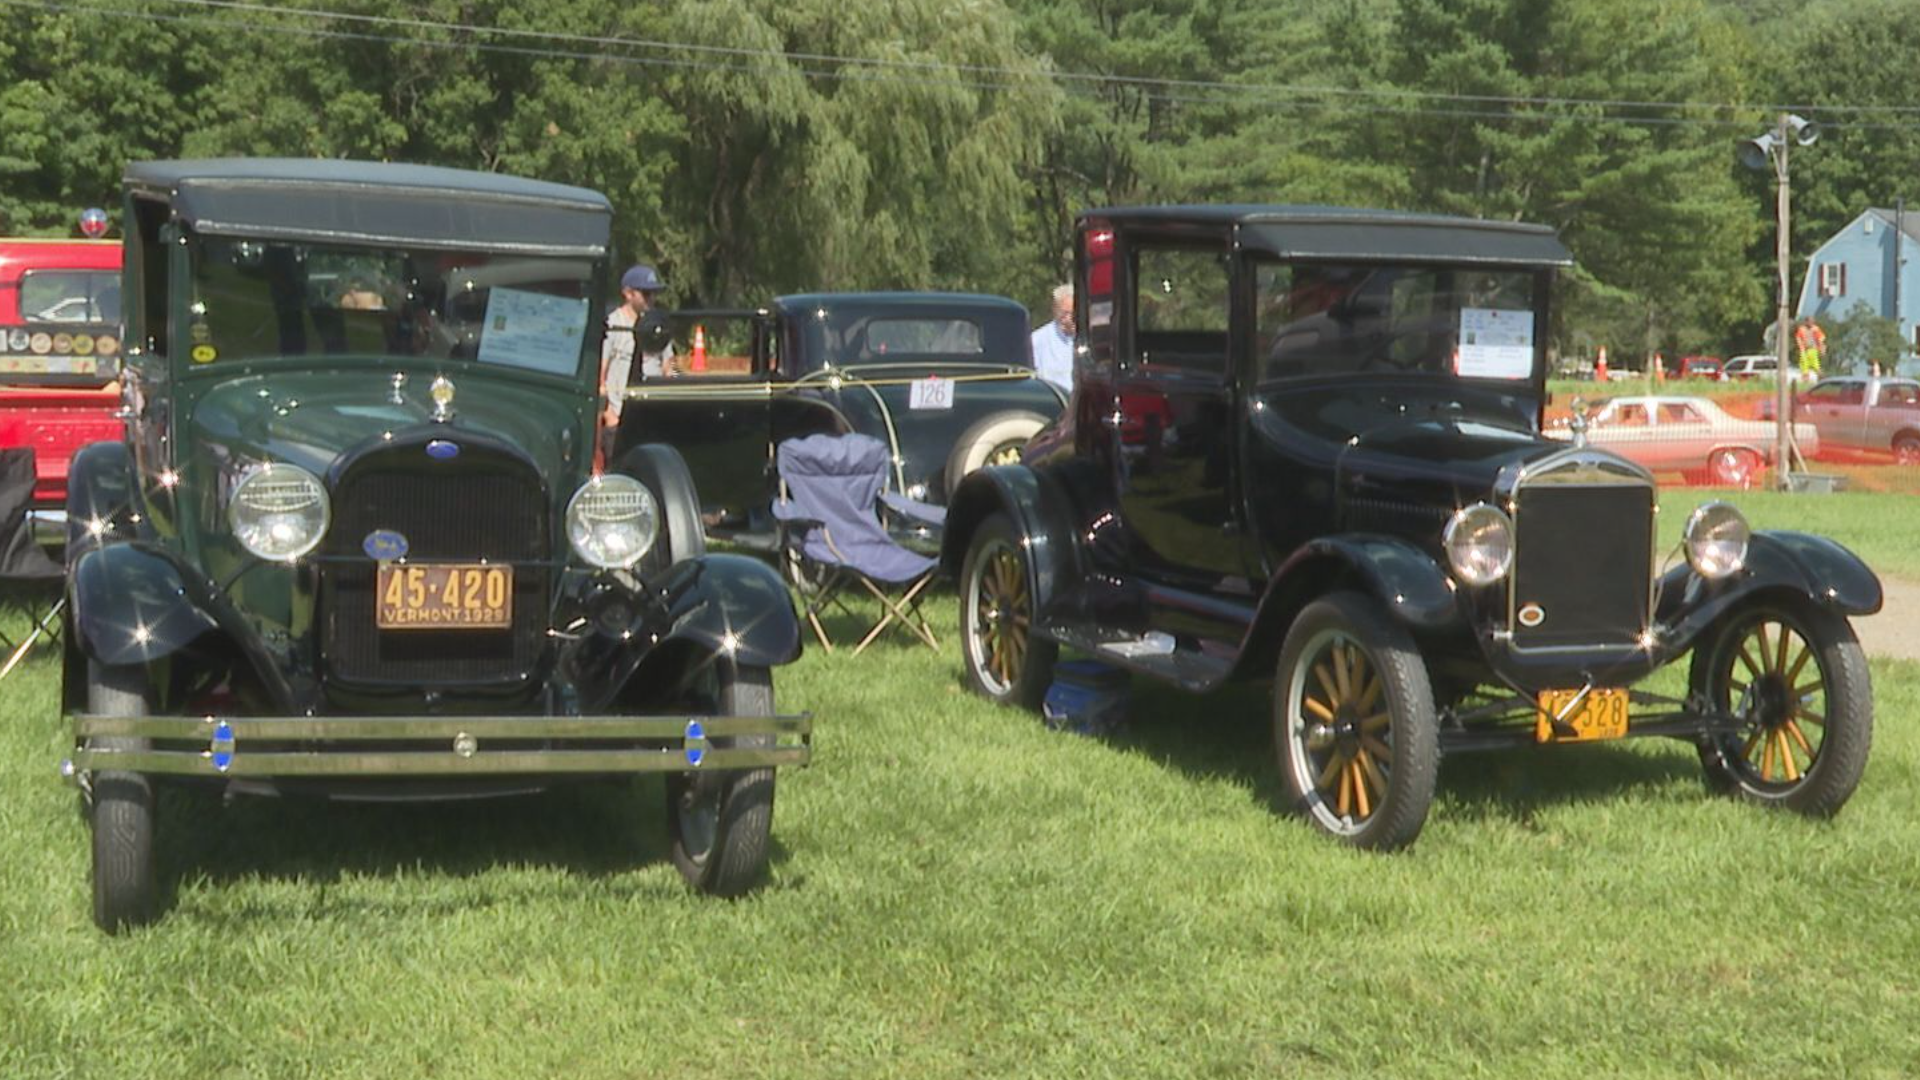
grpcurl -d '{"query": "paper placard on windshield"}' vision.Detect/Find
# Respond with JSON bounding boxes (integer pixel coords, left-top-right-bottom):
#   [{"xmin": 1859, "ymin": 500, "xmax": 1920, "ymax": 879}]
[
  {"xmin": 1456, "ymin": 307, "xmax": 1534, "ymax": 380},
  {"xmin": 909, "ymin": 375, "xmax": 955, "ymax": 410},
  {"xmin": 475, "ymin": 287, "xmax": 590, "ymax": 375}
]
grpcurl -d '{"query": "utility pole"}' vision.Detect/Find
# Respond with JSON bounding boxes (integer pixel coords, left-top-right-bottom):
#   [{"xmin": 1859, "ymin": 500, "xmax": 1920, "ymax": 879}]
[{"xmin": 1740, "ymin": 113, "xmax": 1819, "ymax": 491}]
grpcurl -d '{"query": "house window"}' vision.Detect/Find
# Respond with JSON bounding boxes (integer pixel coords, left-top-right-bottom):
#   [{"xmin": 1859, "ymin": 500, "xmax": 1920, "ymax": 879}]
[{"xmin": 1819, "ymin": 262, "xmax": 1848, "ymax": 297}]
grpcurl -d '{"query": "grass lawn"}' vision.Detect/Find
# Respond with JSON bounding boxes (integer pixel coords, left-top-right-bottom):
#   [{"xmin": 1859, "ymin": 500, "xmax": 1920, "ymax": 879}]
[{"xmin": 3, "ymin": 559, "xmax": 1919, "ymax": 1078}]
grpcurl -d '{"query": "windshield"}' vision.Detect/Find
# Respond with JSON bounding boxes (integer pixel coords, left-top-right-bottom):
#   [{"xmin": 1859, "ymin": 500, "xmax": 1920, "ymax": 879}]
[
  {"xmin": 21, "ymin": 269, "xmax": 122, "ymax": 325},
  {"xmin": 794, "ymin": 304, "xmax": 1030, "ymax": 370},
  {"xmin": 1254, "ymin": 260, "xmax": 1542, "ymax": 385},
  {"xmin": 188, "ymin": 238, "xmax": 597, "ymax": 378}
]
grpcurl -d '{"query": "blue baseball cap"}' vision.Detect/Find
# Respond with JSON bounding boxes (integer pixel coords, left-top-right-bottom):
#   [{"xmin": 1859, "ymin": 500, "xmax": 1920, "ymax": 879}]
[{"xmin": 621, "ymin": 264, "xmax": 665, "ymax": 292}]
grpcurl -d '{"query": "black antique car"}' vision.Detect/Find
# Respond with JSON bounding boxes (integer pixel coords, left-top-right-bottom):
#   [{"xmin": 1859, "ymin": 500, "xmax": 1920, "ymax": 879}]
[
  {"xmin": 612, "ymin": 292, "xmax": 1066, "ymax": 545},
  {"xmin": 945, "ymin": 205, "xmax": 1878, "ymax": 850},
  {"xmin": 59, "ymin": 159, "xmax": 811, "ymax": 931}
]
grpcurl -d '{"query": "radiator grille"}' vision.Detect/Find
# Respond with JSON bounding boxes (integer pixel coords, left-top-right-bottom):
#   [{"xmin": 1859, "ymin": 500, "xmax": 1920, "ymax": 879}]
[
  {"xmin": 1509, "ymin": 482, "xmax": 1652, "ymax": 650},
  {"xmin": 320, "ymin": 446, "xmax": 550, "ymax": 685}
]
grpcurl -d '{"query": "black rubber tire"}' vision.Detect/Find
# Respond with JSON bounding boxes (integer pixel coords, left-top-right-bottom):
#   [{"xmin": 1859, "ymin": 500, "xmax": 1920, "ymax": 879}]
[
  {"xmin": 1690, "ymin": 601, "xmax": 1872, "ymax": 817},
  {"xmin": 667, "ymin": 663, "xmax": 777, "ymax": 897},
  {"xmin": 86, "ymin": 660, "xmax": 158, "ymax": 933},
  {"xmin": 1273, "ymin": 591, "xmax": 1439, "ymax": 851},
  {"xmin": 944, "ymin": 411, "xmax": 1050, "ymax": 497},
  {"xmin": 959, "ymin": 512, "xmax": 1058, "ymax": 710}
]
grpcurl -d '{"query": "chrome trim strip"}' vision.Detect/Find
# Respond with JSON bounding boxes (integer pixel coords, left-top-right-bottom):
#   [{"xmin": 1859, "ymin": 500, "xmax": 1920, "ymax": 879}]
[
  {"xmin": 72, "ymin": 713, "xmax": 812, "ymax": 741},
  {"xmin": 68, "ymin": 712, "xmax": 813, "ymax": 777},
  {"xmin": 71, "ymin": 745, "xmax": 809, "ymax": 777}
]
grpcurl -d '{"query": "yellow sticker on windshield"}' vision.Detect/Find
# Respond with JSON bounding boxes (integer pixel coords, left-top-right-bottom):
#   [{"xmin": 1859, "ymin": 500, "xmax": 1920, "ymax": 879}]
[{"xmin": 191, "ymin": 344, "xmax": 218, "ymax": 364}]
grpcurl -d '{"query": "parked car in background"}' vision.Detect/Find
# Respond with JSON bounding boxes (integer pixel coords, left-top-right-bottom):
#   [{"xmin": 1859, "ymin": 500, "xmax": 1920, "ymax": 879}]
[
  {"xmin": 0, "ymin": 233, "xmax": 125, "ymax": 543},
  {"xmin": 1795, "ymin": 375, "xmax": 1920, "ymax": 463},
  {"xmin": 946, "ymin": 204, "xmax": 1878, "ymax": 851},
  {"xmin": 614, "ymin": 292, "xmax": 1067, "ymax": 546},
  {"xmin": 61, "ymin": 159, "xmax": 812, "ymax": 931},
  {"xmin": 1552, "ymin": 394, "xmax": 1818, "ymax": 486},
  {"xmin": 1677, "ymin": 355, "xmax": 1724, "ymax": 380},
  {"xmin": 1723, "ymin": 354, "xmax": 1807, "ymax": 383}
]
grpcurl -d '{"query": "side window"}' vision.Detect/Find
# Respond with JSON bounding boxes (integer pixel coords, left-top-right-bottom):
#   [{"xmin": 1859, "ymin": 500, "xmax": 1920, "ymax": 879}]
[
  {"xmin": 1660, "ymin": 403, "xmax": 1704, "ymax": 423},
  {"xmin": 131, "ymin": 197, "xmax": 170, "ymax": 358},
  {"xmin": 1131, "ymin": 244, "xmax": 1229, "ymax": 377},
  {"xmin": 1802, "ymin": 383, "xmax": 1841, "ymax": 404},
  {"xmin": 1882, "ymin": 383, "xmax": 1919, "ymax": 407}
]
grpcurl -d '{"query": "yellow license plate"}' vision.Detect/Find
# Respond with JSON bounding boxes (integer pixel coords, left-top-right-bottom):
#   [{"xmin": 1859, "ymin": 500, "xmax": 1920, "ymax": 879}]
[
  {"xmin": 376, "ymin": 563, "xmax": 513, "ymax": 631},
  {"xmin": 1535, "ymin": 687, "xmax": 1629, "ymax": 743}
]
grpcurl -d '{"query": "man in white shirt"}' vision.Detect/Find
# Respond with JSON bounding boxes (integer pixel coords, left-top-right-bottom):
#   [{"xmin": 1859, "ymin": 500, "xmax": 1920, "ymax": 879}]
[
  {"xmin": 1029, "ymin": 283, "xmax": 1075, "ymax": 394},
  {"xmin": 599, "ymin": 264, "xmax": 672, "ymax": 459}
]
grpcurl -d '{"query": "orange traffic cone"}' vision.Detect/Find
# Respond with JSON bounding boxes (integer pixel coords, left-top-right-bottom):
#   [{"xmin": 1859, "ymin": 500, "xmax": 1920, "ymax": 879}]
[
  {"xmin": 1594, "ymin": 347, "xmax": 1609, "ymax": 382},
  {"xmin": 691, "ymin": 325, "xmax": 708, "ymax": 373}
]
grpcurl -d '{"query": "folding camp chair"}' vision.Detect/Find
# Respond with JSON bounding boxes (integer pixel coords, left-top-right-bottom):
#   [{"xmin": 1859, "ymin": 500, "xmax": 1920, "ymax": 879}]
[
  {"xmin": 772, "ymin": 433, "xmax": 945, "ymax": 655},
  {"xmin": 0, "ymin": 448, "xmax": 66, "ymax": 679}
]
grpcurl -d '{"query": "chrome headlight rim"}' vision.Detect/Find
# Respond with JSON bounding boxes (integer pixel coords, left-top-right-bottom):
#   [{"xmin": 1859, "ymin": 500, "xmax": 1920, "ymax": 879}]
[
  {"xmin": 226, "ymin": 462, "xmax": 331, "ymax": 563},
  {"xmin": 565, "ymin": 473, "xmax": 660, "ymax": 570},
  {"xmin": 1683, "ymin": 500, "xmax": 1750, "ymax": 580},
  {"xmin": 1443, "ymin": 502, "xmax": 1516, "ymax": 587}
]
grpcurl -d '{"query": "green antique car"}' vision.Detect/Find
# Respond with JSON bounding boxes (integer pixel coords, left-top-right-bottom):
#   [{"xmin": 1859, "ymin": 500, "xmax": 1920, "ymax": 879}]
[{"xmin": 60, "ymin": 159, "xmax": 811, "ymax": 931}]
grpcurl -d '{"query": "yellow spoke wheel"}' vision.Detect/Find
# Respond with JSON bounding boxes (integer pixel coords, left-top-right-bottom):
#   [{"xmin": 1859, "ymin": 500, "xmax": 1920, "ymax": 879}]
[
  {"xmin": 1690, "ymin": 602, "xmax": 1871, "ymax": 817},
  {"xmin": 961, "ymin": 513, "xmax": 1058, "ymax": 709},
  {"xmin": 1274, "ymin": 592, "xmax": 1438, "ymax": 851}
]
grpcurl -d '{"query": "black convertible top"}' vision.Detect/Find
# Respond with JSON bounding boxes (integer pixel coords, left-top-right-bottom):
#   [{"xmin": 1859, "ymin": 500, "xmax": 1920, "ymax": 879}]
[
  {"xmin": 1083, "ymin": 205, "xmax": 1574, "ymax": 268},
  {"xmin": 124, "ymin": 159, "xmax": 611, "ymax": 256}
]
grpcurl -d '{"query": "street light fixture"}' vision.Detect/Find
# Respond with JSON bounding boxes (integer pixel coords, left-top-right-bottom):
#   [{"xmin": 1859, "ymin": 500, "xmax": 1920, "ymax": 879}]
[{"xmin": 1738, "ymin": 113, "xmax": 1819, "ymax": 491}]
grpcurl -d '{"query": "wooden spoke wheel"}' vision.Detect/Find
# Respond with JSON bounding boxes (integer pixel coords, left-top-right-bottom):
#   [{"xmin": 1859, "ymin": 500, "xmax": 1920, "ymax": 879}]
[
  {"xmin": 960, "ymin": 513, "xmax": 1057, "ymax": 709},
  {"xmin": 1274, "ymin": 592, "xmax": 1437, "ymax": 850},
  {"xmin": 1691, "ymin": 603, "xmax": 1871, "ymax": 816}
]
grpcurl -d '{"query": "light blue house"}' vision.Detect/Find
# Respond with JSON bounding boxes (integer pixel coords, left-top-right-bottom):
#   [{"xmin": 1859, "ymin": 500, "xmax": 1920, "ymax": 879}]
[{"xmin": 1797, "ymin": 206, "xmax": 1920, "ymax": 358}]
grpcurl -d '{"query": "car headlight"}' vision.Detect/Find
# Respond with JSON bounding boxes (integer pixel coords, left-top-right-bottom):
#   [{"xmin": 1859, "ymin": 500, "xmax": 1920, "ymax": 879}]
[
  {"xmin": 566, "ymin": 474, "xmax": 659, "ymax": 569},
  {"xmin": 1443, "ymin": 503, "xmax": 1515, "ymax": 587},
  {"xmin": 228, "ymin": 463, "xmax": 330, "ymax": 562},
  {"xmin": 1684, "ymin": 501, "xmax": 1749, "ymax": 580}
]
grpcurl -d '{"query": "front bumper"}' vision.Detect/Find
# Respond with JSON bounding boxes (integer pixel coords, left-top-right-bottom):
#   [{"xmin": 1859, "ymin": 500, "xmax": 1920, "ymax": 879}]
[{"xmin": 64, "ymin": 712, "xmax": 812, "ymax": 780}]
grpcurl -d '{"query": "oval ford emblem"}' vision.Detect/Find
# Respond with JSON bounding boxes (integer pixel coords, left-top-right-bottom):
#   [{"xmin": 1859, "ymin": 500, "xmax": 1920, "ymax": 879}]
[
  {"xmin": 425, "ymin": 439, "xmax": 460, "ymax": 461},
  {"xmin": 363, "ymin": 529, "xmax": 410, "ymax": 561},
  {"xmin": 1517, "ymin": 603, "xmax": 1546, "ymax": 628}
]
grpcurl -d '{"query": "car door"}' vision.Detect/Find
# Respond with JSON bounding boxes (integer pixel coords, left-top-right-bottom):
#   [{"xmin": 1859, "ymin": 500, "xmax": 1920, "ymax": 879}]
[
  {"xmin": 1865, "ymin": 380, "xmax": 1920, "ymax": 452},
  {"xmin": 1799, "ymin": 381, "xmax": 1864, "ymax": 451},
  {"xmin": 1111, "ymin": 230, "xmax": 1243, "ymax": 590}
]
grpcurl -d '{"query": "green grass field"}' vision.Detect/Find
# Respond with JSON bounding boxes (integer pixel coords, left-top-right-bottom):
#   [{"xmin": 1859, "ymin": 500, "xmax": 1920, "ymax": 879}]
[{"xmin": 3, "ymin": 488, "xmax": 1918, "ymax": 1077}]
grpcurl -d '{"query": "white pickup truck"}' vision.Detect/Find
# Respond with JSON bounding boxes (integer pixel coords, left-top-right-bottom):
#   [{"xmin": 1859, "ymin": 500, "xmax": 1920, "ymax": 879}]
[{"xmin": 1797, "ymin": 375, "xmax": 1920, "ymax": 463}]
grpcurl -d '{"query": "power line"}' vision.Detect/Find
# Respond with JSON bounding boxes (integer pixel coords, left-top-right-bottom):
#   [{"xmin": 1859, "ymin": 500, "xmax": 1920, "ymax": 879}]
[
  {"xmin": 137, "ymin": 0, "xmax": 1920, "ymax": 118},
  {"xmin": 8, "ymin": 0, "xmax": 1920, "ymax": 132}
]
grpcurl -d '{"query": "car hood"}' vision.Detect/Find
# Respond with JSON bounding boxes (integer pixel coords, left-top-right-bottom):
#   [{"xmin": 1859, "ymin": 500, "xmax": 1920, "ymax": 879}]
[
  {"xmin": 181, "ymin": 363, "xmax": 588, "ymax": 490},
  {"xmin": 1333, "ymin": 412, "xmax": 1607, "ymax": 532}
]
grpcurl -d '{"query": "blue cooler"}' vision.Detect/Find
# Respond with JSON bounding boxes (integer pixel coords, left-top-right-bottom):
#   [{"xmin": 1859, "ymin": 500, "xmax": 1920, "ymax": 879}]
[{"xmin": 1042, "ymin": 660, "xmax": 1130, "ymax": 737}]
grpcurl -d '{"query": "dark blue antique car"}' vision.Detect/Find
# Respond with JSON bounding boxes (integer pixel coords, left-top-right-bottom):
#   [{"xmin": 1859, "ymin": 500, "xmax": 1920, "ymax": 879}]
[
  {"xmin": 946, "ymin": 205, "xmax": 1878, "ymax": 850},
  {"xmin": 612, "ymin": 292, "xmax": 1066, "ymax": 546}
]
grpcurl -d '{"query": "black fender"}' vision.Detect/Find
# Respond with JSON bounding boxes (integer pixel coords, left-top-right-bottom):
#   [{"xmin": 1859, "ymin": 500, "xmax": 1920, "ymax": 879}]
[
  {"xmin": 659, "ymin": 553, "xmax": 801, "ymax": 665},
  {"xmin": 583, "ymin": 554, "xmax": 804, "ymax": 710},
  {"xmin": 611, "ymin": 443, "xmax": 707, "ymax": 566},
  {"xmin": 940, "ymin": 463, "xmax": 1083, "ymax": 619},
  {"xmin": 1233, "ymin": 535, "xmax": 1463, "ymax": 680},
  {"xmin": 68, "ymin": 541, "xmax": 220, "ymax": 666},
  {"xmin": 65, "ymin": 440, "xmax": 138, "ymax": 559},
  {"xmin": 1655, "ymin": 529, "xmax": 1881, "ymax": 653}
]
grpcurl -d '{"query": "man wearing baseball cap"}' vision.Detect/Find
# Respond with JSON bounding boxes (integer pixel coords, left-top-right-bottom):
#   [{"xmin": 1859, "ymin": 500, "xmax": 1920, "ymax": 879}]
[{"xmin": 600, "ymin": 264, "xmax": 673, "ymax": 439}]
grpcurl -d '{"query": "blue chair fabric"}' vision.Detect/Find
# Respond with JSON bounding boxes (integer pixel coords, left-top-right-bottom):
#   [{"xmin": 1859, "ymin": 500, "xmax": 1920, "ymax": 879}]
[{"xmin": 772, "ymin": 434, "xmax": 942, "ymax": 654}]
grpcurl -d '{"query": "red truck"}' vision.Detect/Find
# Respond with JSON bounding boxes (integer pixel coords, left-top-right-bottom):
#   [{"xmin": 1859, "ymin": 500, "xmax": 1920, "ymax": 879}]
[{"xmin": 0, "ymin": 235, "xmax": 124, "ymax": 544}]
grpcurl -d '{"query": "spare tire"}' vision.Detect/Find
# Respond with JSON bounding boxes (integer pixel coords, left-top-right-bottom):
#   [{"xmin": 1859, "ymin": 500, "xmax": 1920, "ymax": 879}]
[{"xmin": 944, "ymin": 410, "xmax": 1050, "ymax": 497}]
